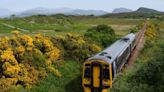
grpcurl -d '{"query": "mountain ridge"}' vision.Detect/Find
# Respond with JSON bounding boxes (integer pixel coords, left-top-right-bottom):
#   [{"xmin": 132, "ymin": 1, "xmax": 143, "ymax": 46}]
[
  {"xmin": 0, "ymin": 7, "xmax": 163, "ymax": 18},
  {"xmin": 136, "ymin": 7, "xmax": 160, "ymax": 13},
  {"xmin": 102, "ymin": 7, "xmax": 164, "ymax": 18},
  {"xmin": 112, "ymin": 8, "xmax": 133, "ymax": 13},
  {"xmin": 3, "ymin": 7, "xmax": 108, "ymax": 17}
]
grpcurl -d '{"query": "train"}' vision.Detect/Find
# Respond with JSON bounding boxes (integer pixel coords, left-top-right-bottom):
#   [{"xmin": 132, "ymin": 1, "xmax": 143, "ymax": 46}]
[{"xmin": 82, "ymin": 32, "xmax": 140, "ymax": 92}]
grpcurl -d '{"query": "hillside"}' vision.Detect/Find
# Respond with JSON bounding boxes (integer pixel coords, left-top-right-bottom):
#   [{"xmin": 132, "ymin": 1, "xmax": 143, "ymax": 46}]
[
  {"xmin": 102, "ymin": 7, "xmax": 164, "ymax": 18},
  {"xmin": 112, "ymin": 8, "xmax": 133, "ymax": 13},
  {"xmin": 136, "ymin": 7, "xmax": 160, "ymax": 13},
  {"xmin": 0, "ymin": 7, "xmax": 108, "ymax": 18}
]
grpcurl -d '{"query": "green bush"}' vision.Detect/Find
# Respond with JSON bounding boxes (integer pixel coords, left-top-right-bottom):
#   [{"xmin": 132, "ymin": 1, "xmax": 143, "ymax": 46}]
[{"xmin": 84, "ymin": 24, "xmax": 116, "ymax": 47}]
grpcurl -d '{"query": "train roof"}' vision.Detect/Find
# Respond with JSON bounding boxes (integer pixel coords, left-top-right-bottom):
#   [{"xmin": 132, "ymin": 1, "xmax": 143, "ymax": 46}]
[{"xmin": 87, "ymin": 33, "xmax": 136, "ymax": 63}]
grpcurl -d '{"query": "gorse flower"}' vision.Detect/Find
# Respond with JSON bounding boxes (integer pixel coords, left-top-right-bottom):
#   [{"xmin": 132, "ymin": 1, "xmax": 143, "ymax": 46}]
[
  {"xmin": 1, "ymin": 48, "xmax": 18, "ymax": 65},
  {"xmin": 2, "ymin": 62, "xmax": 20, "ymax": 77},
  {"xmin": 15, "ymin": 46, "xmax": 25, "ymax": 56},
  {"xmin": 0, "ymin": 36, "xmax": 10, "ymax": 50},
  {"xmin": 45, "ymin": 47, "xmax": 60, "ymax": 61},
  {"xmin": 20, "ymin": 35, "xmax": 34, "ymax": 47}
]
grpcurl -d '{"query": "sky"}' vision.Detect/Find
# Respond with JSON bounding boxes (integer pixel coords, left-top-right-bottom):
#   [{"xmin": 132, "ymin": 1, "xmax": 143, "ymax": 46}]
[{"xmin": 0, "ymin": 0, "xmax": 164, "ymax": 12}]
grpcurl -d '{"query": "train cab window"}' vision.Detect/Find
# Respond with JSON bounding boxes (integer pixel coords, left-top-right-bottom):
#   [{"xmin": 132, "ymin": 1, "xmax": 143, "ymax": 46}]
[
  {"xmin": 84, "ymin": 68, "xmax": 91, "ymax": 78},
  {"xmin": 122, "ymin": 37, "xmax": 130, "ymax": 42},
  {"xmin": 100, "ymin": 52, "xmax": 108, "ymax": 56},
  {"xmin": 106, "ymin": 56, "xmax": 112, "ymax": 59},
  {"xmin": 103, "ymin": 68, "xmax": 110, "ymax": 79}
]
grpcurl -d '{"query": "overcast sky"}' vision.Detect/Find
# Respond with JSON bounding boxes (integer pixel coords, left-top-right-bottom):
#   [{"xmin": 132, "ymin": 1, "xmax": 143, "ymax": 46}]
[{"xmin": 0, "ymin": 0, "xmax": 164, "ymax": 12}]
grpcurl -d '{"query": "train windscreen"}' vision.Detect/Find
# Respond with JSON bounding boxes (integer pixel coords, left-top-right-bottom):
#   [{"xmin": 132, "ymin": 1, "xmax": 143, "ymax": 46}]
[
  {"xmin": 103, "ymin": 68, "xmax": 110, "ymax": 79},
  {"xmin": 84, "ymin": 68, "xmax": 91, "ymax": 78}
]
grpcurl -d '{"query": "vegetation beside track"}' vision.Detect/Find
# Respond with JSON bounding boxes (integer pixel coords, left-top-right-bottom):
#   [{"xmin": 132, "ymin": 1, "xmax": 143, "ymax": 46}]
[{"xmin": 110, "ymin": 21, "xmax": 164, "ymax": 92}]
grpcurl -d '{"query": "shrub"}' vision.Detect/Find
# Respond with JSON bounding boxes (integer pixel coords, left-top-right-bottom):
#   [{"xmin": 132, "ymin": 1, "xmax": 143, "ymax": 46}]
[
  {"xmin": 0, "ymin": 31, "xmax": 62, "ymax": 89},
  {"xmin": 84, "ymin": 24, "xmax": 116, "ymax": 47}
]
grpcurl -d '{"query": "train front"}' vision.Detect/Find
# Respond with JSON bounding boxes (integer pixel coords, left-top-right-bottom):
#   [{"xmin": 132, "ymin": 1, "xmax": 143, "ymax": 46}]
[{"xmin": 82, "ymin": 59, "xmax": 113, "ymax": 92}]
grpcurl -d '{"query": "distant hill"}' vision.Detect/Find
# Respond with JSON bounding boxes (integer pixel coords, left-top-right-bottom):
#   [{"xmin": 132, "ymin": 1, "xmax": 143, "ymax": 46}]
[
  {"xmin": 112, "ymin": 8, "xmax": 133, "ymax": 13},
  {"xmin": 102, "ymin": 7, "xmax": 164, "ymax": 18},
  {"xmin": 72, "ymin": 9, "xmax": 107, "ymax": 16},
  {"xmin": 16, "ymin": 7, "xmax": 73, "ymax": 17},
  {"xmin": 1, "ymin": 7, "xmax": 163, "ymax": 18},
  {"xmin": 136, "ymin": 7, "xmax": 160, "ymax": 13},
  {"xmin": 16, "ymin": 7, "xmax": 108, "ymax": 17}
]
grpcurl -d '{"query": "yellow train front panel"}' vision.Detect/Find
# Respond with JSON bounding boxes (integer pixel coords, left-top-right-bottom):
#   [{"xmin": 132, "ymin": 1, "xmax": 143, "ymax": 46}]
[{"xmin": 82, "ymin": 60, "xmax": 112, "ymax": 92}]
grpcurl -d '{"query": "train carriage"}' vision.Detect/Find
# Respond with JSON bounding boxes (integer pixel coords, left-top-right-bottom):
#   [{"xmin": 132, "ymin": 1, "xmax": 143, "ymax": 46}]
[{"xmin": 82, "ymin": 33, "xmax": 136, "ymax": 92}]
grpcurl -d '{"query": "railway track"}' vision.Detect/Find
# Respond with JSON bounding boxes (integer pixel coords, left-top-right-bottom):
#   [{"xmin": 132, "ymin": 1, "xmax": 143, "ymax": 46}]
[{"xmin": 126, "ymin": 22, "xmax": 147, "ymax": 69}]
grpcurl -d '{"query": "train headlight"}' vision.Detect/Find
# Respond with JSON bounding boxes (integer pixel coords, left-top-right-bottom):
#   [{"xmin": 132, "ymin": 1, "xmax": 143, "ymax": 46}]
[
  {"xmin": 104, "ymin": 79, "xmax": 109, "ymax": 82},
  {"xmin": 85, "ymin": 78, "xmax": 91, "ymax": 81}
]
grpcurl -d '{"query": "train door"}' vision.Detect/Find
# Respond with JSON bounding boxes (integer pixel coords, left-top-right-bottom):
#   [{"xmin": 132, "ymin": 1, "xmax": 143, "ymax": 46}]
[{"xmin": 93, "ymin": 65, "xmax": 100, "ymax": 87}]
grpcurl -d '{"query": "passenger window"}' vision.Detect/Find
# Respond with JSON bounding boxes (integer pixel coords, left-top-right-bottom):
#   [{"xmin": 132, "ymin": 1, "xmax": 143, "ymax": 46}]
[
  {"xmin": 103, "ymin": 69, "xmax": 110, "ymax": 79},
  {"xmin": 84, "ymin": 68, "xmax": 91, "ymax": 78}
]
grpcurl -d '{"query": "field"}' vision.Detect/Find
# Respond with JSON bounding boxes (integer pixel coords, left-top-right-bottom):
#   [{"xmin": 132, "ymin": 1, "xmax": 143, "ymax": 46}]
[
  {"xmin": 0, "ymin": 16, "xmax": 142, "ymax": 36},
  {"xmin": 0, "ymin": 15, "xmax": 163, "ymax": 92}
]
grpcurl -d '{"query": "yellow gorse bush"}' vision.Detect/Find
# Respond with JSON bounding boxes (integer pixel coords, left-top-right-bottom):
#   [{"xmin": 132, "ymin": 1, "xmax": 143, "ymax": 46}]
[
  {"xmin": 2, "ymin": 62, "xmax": 20, "ymax": 77},
  {"xmin": 0, "ymin": 77, "xmax": 18, "ymax": 88},
  {"xmin": 15, "ymin": 46, "xmax": 25, "ymax": 56},
  {"xmin": 0, "ymin": 36, "xmax": 10, "ymax": 49},
  {"xmin": 20, "ymin": 35, "xmax": 34, "ymax": 47},
  {"xmin": 42, "ymin": 38, "xmax": 54, "ymax": 52},
  {"xmin": 145, "ymin": 22, "xmax": 158, "ymax": 40},
  {"xmin": 45, "ymin": 47, "xmax": 60, "ymax": 61},
  {"xmin": 33, "ymin": 34, "xmax": 61, "ymax": 77},
  {"xmin": 0, "ymin": 31, "xmax": 62, "ymax": 89}
]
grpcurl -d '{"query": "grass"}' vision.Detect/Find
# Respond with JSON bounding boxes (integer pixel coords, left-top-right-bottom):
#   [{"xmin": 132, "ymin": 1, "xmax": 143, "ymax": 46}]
[
  {"xmin": 110, "ymin": 25, "xmax": 135, "ymax": 36},
  {"xmin": 0, "ymin": 24, "xmax": 13, "ymax": 33},
  {"xmin": 0, "ymin": 16, "xmax": 142, "ymax": 37},
  {"xmin": 74, "ymin": 17, "xmax": 143, "ymax": 25}
]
